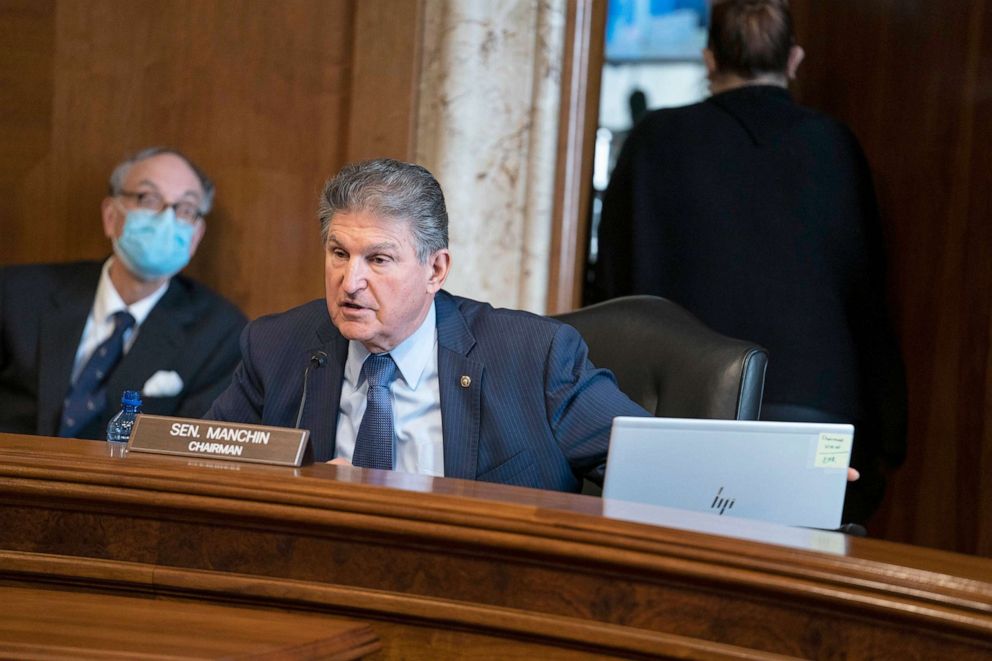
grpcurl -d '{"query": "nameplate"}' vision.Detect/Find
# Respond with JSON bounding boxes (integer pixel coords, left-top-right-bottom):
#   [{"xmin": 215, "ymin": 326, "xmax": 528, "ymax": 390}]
[{"xmin": 128, "ymin": 415, "xmax": 310, "ymax": 467}]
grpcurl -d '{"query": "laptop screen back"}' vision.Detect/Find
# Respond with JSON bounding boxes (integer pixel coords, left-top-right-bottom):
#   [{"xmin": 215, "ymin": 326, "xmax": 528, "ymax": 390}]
[{"xmin": 602, "ymin": 417, "xmax": 854, "ymax": 529}]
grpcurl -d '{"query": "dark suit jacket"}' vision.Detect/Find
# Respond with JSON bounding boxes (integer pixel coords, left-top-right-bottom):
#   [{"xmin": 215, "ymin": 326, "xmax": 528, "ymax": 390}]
[
  {"xmin": 0, "ymin": 260, "xmax": 247, "ymax": 440},
  {"xmin": 593, "ymin": 85, "xmax": 907, "ymax": 520},
  {"xmin": 206, "ymin": 290, "xmax": 648, "ymax": 491}
]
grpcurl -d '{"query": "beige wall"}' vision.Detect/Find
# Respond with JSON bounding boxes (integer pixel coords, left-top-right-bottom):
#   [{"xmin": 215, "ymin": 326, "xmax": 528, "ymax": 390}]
[{"xmin": 416, "ymin": 0, "xmax": 565, "ymax": 313}]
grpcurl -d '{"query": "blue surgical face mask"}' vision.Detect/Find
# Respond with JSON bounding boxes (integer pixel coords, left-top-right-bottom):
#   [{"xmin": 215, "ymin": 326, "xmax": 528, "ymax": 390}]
[{"xmin": 113, "ymin": 207, "xmax": 196, "ymax": 280}]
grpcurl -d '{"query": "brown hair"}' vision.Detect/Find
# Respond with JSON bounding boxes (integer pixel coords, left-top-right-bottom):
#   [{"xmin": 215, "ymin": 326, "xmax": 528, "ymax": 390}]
[{"xmin": 708, "ymin": 0, "xmax": 795, "ymax": 79}]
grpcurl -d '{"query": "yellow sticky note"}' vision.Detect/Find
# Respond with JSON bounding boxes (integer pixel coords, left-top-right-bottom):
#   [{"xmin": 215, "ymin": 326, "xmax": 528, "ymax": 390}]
[{"xmin": 815, "ymin": 432, "xmax": 853, "ymax": 468}]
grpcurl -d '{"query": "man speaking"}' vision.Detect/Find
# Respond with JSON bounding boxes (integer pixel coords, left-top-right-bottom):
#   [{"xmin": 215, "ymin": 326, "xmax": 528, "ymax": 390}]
[{"xmin": 207, "ymin": 158, "xmax": 647, "ymax": 491}]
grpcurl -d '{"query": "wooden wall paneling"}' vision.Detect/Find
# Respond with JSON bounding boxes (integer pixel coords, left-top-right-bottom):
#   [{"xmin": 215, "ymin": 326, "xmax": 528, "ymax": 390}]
[
  {"xmin": 345, "ymin": 0, "xmax": 424, "ymax": 163},
  {"xmin": 177, "ymin": 0, "xmax": 356, "ymax": 318},
  {"xmin": 953, "ymin": 1, "xmax": 992, "ymax": 559},
  {"xmin": 975, "ymin": 6, "xmax": 992, "ymax": 556},
  {"xmin": 791, "ymin": 1, "xmax": 992, "ymax": 556},
  {"xmin": 0, "ymin": 1, "xmax": 371, "ymax": 319},
  {"xmin": 547, "ymin": 0, "xmax": 606, "ymax": 314},
  {"xmin": 0, "ymin": 1, "xmax": 55, "ymax": 258}
]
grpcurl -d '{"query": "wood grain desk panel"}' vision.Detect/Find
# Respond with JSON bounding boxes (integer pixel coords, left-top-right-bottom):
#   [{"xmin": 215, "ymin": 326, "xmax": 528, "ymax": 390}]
[
  {"xmin": 0, "ymin": 584, "xmax": 378, "ymax": 660},
  {"xmin": 0, "ymin": 433, "xmax": 990, "ymax": 659}
]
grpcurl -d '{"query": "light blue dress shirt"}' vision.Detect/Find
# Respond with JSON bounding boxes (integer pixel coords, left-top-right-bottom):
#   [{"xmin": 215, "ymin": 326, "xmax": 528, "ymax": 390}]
[{"xmin": 334, "ymin": 301, "xmax": 444, "ymax": 476}]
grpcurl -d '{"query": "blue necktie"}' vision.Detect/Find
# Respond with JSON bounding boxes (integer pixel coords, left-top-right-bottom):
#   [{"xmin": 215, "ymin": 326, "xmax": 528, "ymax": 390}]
[
  {"xmin": 352, "ymin": 353, "xmax": 398, "ymax": 470},
  {"xmin": 59, "ymin": 310, "xmax": 136, "ymax": 438}
]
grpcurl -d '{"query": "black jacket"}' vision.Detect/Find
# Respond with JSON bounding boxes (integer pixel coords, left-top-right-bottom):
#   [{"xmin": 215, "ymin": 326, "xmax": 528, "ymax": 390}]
[
  {"xmin": 594, "ymin": 85, "xmax": 906, "ymax": 472},
  {"xmin": 0, "ymin": 260, "xmax": 247, "ymax": 439}
]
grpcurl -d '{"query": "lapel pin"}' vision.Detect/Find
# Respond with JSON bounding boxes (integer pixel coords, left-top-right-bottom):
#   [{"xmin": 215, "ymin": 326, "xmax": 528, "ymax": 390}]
[{"xmin": 460, "ymin": 375, "xmax": 471, "ymax": 388}]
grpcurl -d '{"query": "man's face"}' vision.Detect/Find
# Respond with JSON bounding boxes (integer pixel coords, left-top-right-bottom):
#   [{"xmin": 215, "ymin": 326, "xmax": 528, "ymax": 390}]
[
  {"xmin": 325, "ymin": 209, "xmax": 449, "ymax": 354},
  {"xmin": 101, "ymin": 152, "xmax": 206, "ymax": 252}
]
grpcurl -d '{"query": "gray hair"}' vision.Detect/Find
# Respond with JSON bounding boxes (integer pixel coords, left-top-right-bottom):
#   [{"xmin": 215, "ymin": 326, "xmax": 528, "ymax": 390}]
[
  {"xmin": 318, "ymin": 158, "xmax": 448, "ymax": 263},
  {"xmin": 108, "ymin": 147, "xmax": 216, "ymax": 215}
]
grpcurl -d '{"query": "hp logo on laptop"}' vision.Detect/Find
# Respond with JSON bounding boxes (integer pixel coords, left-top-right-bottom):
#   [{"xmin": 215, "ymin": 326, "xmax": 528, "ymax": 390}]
[{"xmin": 710, "ymin": 487, "xmax": 735, "ymax": 515}]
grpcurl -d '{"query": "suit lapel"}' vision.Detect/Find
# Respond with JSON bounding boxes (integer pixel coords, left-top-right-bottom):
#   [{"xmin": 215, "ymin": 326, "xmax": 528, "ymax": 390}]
[
  {"xmin": 36, "ymin": 278, "xmax": 97, "ymax": 435},
  {"xmin": 300, "ymin": 319, "xmax": 348, "ymax": 462},
  {"xmin": 435, "ymin": 292, "xmax": 484, "ymax": 480}
]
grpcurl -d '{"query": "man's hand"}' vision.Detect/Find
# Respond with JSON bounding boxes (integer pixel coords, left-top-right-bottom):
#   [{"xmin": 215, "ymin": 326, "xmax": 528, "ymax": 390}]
[
  {"xmin": 326, "ymin": 457, "xmax": 352, "ymax": 466},
  {"xmin": 848, "ymin": 467, "xmax": 860, "ymax": 482}
]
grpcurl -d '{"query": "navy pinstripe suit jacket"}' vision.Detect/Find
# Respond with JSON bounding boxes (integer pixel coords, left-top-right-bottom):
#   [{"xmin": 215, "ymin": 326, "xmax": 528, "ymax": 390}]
[{"xmin": 206, "ymin": 290, "xmax": 648, "ymax": 492}]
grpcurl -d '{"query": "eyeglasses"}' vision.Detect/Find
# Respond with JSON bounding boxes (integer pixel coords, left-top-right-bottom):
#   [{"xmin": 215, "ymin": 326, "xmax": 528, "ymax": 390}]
[{"xmin": 117, "ymin": 190, "xmax": 203, "ymax": 224}]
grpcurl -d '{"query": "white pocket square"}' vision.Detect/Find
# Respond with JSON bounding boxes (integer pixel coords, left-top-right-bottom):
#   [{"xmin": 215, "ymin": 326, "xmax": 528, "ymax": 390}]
[{"xmin": 142, "ymin": 370, "xmax": 184, "ymax": 397}]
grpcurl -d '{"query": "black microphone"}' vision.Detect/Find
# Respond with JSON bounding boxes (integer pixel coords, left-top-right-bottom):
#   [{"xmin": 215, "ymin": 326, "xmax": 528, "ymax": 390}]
[{"xmin": 294, "ymin": 350, "xmax": 328, "ymax": 428}]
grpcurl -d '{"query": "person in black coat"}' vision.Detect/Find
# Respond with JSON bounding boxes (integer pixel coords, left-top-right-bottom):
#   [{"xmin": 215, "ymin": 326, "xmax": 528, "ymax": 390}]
[{"xmin": 592, "ymin": 0, "xmax": 907, "ymax": 525}]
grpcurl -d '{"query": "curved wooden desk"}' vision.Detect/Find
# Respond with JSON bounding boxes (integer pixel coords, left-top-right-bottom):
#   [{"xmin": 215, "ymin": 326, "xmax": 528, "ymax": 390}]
[{"xmin": 0, "ymin": 433, "xmax": 989, "ymax": 659}]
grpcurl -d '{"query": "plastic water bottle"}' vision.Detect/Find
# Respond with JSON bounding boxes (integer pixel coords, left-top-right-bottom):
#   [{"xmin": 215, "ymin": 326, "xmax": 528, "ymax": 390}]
[{"xmin": 107, "ymin": 390, "xmax": 142, "ymax": 455}]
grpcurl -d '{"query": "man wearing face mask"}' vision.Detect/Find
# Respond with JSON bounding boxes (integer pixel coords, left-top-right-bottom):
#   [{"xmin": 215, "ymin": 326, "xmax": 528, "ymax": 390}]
[{"xmin": 0, "ymin": 147, "xmax": 247, "ymax": 440}]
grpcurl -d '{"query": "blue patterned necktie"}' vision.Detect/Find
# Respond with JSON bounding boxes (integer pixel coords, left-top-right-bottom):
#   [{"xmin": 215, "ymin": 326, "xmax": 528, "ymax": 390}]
[
  {"xmin": 352, "ymin": 353, "xmax": 398, "ymax": 470},
  {"xmin": 59, "ymin": 310, "xmax": 136, "ymax": 438}
]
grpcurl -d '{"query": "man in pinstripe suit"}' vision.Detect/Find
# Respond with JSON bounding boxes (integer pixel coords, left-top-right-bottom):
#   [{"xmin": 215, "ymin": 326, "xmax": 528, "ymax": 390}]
[{"xmin": 207, "ymin": 158, "xmax": 647, "ymax": 492}]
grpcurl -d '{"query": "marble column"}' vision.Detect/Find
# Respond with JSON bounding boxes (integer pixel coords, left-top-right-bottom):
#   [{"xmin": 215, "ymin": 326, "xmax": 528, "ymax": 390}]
[{"xmin": 416, "ymin": 0, "xmax": 565, "ymax": 313}]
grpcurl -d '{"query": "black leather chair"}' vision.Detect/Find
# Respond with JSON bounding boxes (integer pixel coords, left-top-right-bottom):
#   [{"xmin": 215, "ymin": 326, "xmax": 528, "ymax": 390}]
[
  {"xmin": 553, "ymin": 295, "xmax": 768, "ymax": 420},
  {"xmin": 555, "ymin": 298, "xmax": 867, "ymax": 533}
]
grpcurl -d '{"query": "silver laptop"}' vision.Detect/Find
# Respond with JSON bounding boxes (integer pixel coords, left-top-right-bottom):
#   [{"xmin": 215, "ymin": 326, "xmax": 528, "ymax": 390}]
[{"xmin": 602, "ymin": 417, "xmax": 854, "ymax": 529}]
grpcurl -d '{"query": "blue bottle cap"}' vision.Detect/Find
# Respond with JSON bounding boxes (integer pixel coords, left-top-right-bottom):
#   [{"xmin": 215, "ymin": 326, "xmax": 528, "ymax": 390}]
[{"xmin": 122, "ymin": 390, "xmax": 142, "ymax": 406}]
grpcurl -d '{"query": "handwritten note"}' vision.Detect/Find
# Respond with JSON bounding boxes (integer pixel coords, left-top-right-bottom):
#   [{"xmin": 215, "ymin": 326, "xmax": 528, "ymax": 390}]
[{"xmin": 814, "ymin": 432, "xmax": 853, "ymax": 468}]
